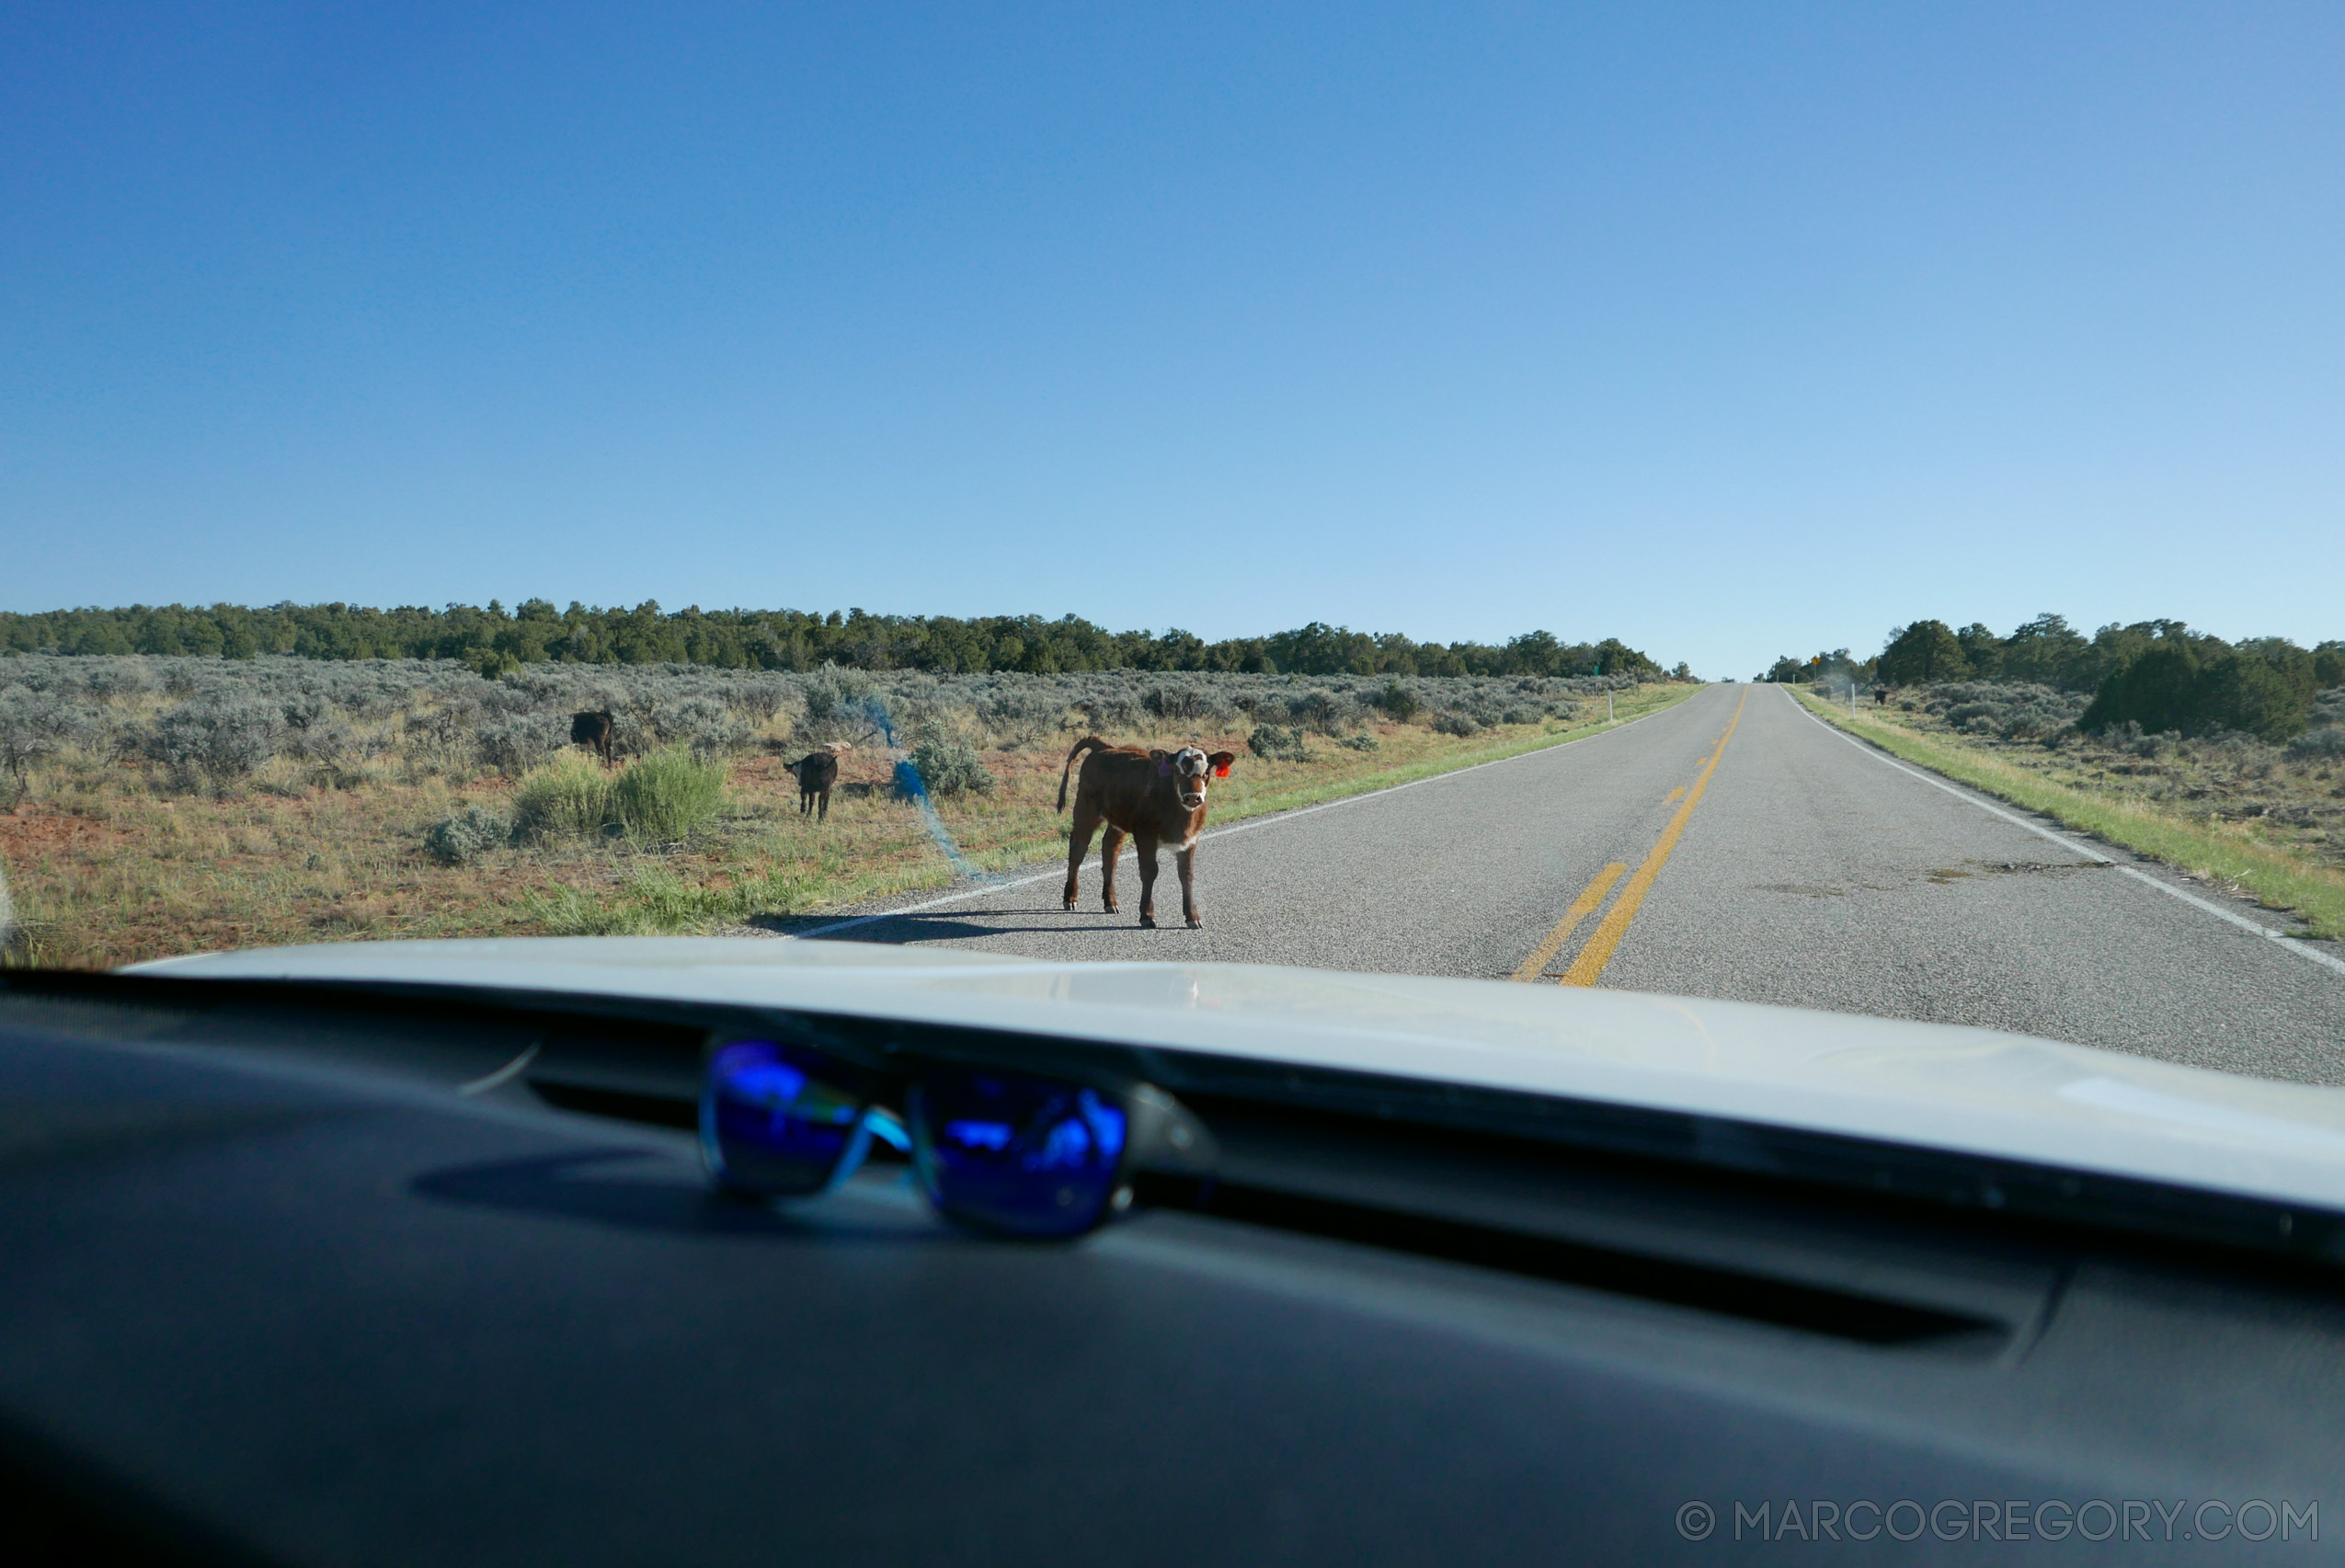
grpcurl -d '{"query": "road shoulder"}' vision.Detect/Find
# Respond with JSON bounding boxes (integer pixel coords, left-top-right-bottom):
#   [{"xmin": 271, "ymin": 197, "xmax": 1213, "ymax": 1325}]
[{"xmin": 1789, "ymin": 686, "xmax": 2345, "ymax": 945}]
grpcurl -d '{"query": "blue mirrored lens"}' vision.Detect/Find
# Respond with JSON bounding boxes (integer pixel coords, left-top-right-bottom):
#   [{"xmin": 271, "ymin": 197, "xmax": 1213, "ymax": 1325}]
[
  {"xmin": 908, "ymin": 1070, "xmax": 1128, "ymax": 1236},
  {"xmin": 702, "ymin": 1040, "xmax": 872, "ymax": 1196}
]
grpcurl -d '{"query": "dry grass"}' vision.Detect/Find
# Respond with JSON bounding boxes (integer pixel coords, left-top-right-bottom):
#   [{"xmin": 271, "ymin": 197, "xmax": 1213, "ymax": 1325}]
[{"xmin": 4, "ymin": 682, "xmax": 1698, "ymax": 966}]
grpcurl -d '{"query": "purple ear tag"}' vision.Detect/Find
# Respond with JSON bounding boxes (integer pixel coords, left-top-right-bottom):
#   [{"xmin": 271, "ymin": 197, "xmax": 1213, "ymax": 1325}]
[{"xmin": 1158, "ymin": 760, "xmax": 1172, "ymax": 775}]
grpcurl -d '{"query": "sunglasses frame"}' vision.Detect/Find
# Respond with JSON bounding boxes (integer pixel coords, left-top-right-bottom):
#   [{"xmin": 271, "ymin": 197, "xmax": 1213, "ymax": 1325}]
[{"xmin": 700, "ymin": 1033, "xmax": 1218, "ymax": 1237}]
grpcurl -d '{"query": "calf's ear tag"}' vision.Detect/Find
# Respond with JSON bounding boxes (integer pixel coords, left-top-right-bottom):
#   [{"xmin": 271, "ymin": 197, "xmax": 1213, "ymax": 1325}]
[
  {"xmin": 1214, "ymin": 762, "xmax": 1230, "ymax": 778},
  {"xmin": 1158, "ymin": 760, "xmax": 1172, "ymax": 775}
]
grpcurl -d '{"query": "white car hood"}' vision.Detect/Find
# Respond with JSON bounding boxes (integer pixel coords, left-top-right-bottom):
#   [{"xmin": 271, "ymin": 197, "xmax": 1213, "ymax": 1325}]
[{"xmin": 136, "ymin": 935, "xmax": 2345, "ymax": 1217}]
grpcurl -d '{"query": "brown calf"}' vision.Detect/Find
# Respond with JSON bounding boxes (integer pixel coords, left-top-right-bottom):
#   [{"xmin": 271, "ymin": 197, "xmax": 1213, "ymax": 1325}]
[
  {"xmin": 1058, "ymin": 736, "xmax": 1237, "ymax": 928},
  {"xmin": 784, "ymin": 743, "xmax": 852, "ymax": 820},
  {"xmin": 569, "ymin": 710, "xmax": 616, "ymax": 768}
]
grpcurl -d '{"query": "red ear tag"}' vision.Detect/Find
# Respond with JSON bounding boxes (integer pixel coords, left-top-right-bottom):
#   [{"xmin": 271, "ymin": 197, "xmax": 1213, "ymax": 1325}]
[{"xmin": 1214, "ymin": 762, "xmax": 1230, "ymax": 778}]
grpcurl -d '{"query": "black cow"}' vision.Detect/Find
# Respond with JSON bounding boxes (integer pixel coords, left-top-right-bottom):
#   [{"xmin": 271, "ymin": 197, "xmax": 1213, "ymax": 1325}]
[
  {"xmin": 784, "ymin": 744, "xmax": 849, "ymax": 820},
  {"xmin": 570, "ymin": 711, "xmax": 616, "ymax": 768}
]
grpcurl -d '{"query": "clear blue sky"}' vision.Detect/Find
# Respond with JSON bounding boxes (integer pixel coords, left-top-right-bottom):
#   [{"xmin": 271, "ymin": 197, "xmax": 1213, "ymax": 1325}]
[{"xmin": 5, "ymin": 3, "xmax": 2339, "ymax": 678}]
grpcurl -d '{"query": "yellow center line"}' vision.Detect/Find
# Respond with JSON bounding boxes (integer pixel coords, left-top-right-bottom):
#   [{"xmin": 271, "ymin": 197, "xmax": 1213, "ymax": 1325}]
[
  {"xmin": 1664, "ymin": 785, "xmax": 1687, "ymax": 802},
  {"xmin": 1509, "ymin": 862, "xmax": 1628, "ymax": 982},
  {"xmin": 1557, "ymin": 685, "xmax": 1751, "ymax": 988}
]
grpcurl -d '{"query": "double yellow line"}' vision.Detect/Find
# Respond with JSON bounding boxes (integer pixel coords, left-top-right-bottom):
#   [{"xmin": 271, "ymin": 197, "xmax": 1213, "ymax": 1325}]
[{"xmin": 1514, "ymin": 685, "xmax": 1750, "ymax": 987}]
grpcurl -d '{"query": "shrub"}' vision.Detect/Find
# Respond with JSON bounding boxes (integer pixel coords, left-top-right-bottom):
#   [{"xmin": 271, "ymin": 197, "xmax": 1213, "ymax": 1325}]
[
  {"xmin": 802, "ymin": 667, "xmax": 893, "ymax": 743},
  {"xmin": 1143, "ymin": 683, "xmax": 1210, "ymax": 723},
  {"xmin": 477, "ymin": 682, "xmax": 538, "ymax": 717},
  {"xmin": 2196, "ymin": 652, "xmax": 2307, "ymax": 740},
  {"xmin": 903, "ymin": 737, "xmax": 995, "ymax": 797},
  {"xmin": 610, "ymin": 750, "xmax": 729, "ymax": 841},
  {"xmin": 2289, "ymin": 727, "xmax": 2345, "ymax": 759},
  {"xmin": 1374, "ymin": 681, "xmax": 1422, "ymax": 721},
  {"xmin": 78, "ymin": 664, "xmax": 152, "ymax": 699},
  {"xmin": 729, "ymin": 676, "xmax": 793, "ymax": 722},
  {"xmin": 1431, "ymin": 712, "xmax": 1479, "ymax": 738},
  {"xmin": 475, "ymin": 713, "xmax": 568, "ymax": 774},
  {"xmin": 642, "ymin": 695, "xmax": 755, "ymax": 761},
  {"xmin": 398, "ymin": 702, "xmax": 482, "ymax": 775},
  {"xmin": 801, "ymin": 664, "xmax": 871, "ymax": 727},
  {"xmin": 1248, "ymin": 725, "xmax": 1309, "ymax": 761},
  {"xmin": 0, "ymin": 692, "xmax": 63, "ymax": 802},
  {"xmin": 1286, "ymin": 690, "xmax": 1354, "ymax": 736},
  {"xmin": 284, "ymin": 720, "xmax": 359, "ymax": 772},
  {"xmin": 149, "ymin": 698, "xmax": 285, "ymax": 784},
  {"xmin": 979, "ymin": 690, "xmax": 1064, "ymax": 749},
  {"xmin": 892, "ymin": 679, "xmax": 962, "ymax": 748},
  {"xmin": 606, "ymin": 709, "xmax": 652, "ymax": 760},
  {"xmin": 511, "ymin": 754, "xmax": 616, "ymax": 840},
  {"xmin": 688, "ymin": 716, "xmax": 755, "ymax": 761},
  {"xmin": 1337, "ymin": 733, "xmax": 1378, "ymax": 751},
  {"xmin": 648, "ymin": 696, "xmax": 730, "ymax": 745},
  {"xmin": 1079, "ymin": 693, "xmax": 1144, "ymax": 733},
  {"xmin": 850, "ymin": 694, "xmax": 898, "ymax": 744},
  {"xmin": 280, "ymin": 692, "xmax": 331, "ymax": 733},
  {"xmin": 422, "ymin": 805, "xmax": 512, "ymax": 865},
  {"xmin": 1152, "ymin": 682, "xmax": 1237, "ymax": 727},
  {"xmin": 2082, "ymin": 646, "xmax": 2309, "ymax": 741}
]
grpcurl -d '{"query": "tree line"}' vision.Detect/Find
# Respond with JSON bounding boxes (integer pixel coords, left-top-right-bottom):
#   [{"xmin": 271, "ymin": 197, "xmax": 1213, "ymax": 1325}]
[
  {"xmin": 1760, "ymin": 614, "xmax": 2345, "ymax": 741},
  {"xmin": 0, "ymin": 601, "xmax": 1679, "ymax": 682}
]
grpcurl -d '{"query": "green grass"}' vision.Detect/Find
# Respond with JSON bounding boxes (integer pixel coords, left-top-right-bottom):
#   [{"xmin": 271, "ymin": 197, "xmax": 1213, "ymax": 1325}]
[
  {"xmin": 510, "ymin": 753, "xmax": 612, "ymax": 840},
  {"xmin": 610, "ymin": 750, "xmax": 729, "ymax": 841},
  {"xmin": 1792, "ymin": 687, "xmax": 2345, "ymax": 941},
  {"xmin": 522, "ymin": 864, "xmax": 831, "ymax": 935},
  {"xmin": 509, "ymin": 749, "xmax": 729, "ymax": 846}
]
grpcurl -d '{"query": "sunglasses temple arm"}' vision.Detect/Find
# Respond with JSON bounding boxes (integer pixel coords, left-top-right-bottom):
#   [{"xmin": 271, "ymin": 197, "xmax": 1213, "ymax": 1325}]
[{"xmin": 863, "ymin": 1104, "xmax": 911, "ymax": 1153}]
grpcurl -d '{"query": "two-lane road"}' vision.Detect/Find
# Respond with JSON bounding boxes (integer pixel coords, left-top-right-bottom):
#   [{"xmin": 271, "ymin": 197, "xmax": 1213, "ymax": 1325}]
[{"xmin": 783, "ymin": 684, "xmax": 2345, "ymax": 1083}]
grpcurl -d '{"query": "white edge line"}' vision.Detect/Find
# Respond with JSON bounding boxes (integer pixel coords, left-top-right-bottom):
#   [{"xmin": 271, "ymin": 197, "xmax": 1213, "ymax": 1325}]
[
  {"xmin": 1785, "ymin": 689, "xmax": 2345, "ymax": 981},
  {"xmin": 785, "ymin": 694, "xmax": 1699, "ymax": 940}
]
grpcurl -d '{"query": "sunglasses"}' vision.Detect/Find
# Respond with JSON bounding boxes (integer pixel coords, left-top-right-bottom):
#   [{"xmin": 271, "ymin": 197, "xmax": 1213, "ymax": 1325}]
[{"xmin": 700, "ymin": 1037, "xmax": 1217, "ymax": 1238}]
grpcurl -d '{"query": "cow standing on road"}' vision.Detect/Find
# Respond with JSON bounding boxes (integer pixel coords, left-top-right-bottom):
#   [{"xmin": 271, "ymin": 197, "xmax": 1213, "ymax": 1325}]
[
  {"xmin": 570, "ymin": 711, "xmax": 616, "ymax": 768},
  {"xmin": 1058, "ymin": 736, "xmax": 1237, "ymax": 929}
]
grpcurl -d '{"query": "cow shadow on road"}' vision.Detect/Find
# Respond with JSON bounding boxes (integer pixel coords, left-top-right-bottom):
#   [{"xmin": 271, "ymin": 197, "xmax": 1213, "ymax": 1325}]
[{"xmin": 750, "ymin": 910, "xmax": 1145, "ymax": 943}]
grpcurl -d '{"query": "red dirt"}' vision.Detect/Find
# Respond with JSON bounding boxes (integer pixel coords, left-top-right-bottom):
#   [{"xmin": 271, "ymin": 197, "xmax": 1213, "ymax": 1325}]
[{"xmin": 0, "ymin": 807, "xmax": 136, "ymax": 857}]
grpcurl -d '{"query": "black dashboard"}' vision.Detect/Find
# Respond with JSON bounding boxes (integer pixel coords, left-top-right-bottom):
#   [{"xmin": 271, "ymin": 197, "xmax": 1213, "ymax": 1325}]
[{"xmin": 2, "ymin": 971, "xmax": 2338, "ymax": 1563}]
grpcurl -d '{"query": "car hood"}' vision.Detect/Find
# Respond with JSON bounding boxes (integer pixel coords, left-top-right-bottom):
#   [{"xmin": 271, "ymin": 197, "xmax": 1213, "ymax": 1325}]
[{"xmin": 134, "ymin": 935, "xmax": 2345, "ymax": 1216}]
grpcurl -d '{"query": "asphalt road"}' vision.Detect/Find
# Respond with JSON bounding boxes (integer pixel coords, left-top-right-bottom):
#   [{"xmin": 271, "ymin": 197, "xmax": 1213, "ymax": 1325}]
[{"xmin": 783, "ymin": 684, "xmax": 2345, "ymax": 1084}]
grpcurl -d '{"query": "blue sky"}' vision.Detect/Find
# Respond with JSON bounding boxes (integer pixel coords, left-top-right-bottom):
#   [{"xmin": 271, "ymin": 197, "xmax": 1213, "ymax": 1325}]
[{"xmin": 4, "ymin": 3, "xmax": 2339, "ymax": 678}]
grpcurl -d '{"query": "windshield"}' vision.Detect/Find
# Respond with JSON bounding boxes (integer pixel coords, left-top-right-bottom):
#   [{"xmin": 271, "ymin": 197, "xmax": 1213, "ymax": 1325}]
[{"xmin": 2, "ymin": 7, "xmax": 2339, "ymax": 1108}]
